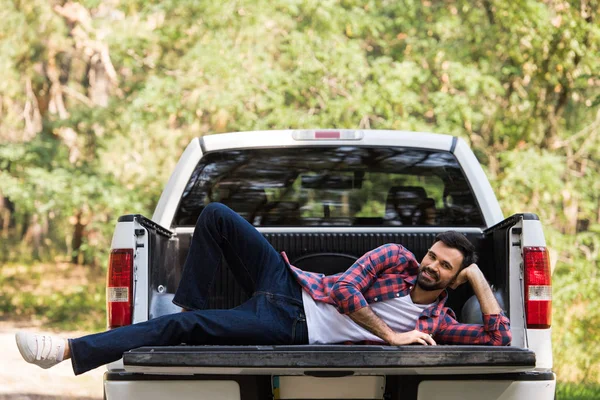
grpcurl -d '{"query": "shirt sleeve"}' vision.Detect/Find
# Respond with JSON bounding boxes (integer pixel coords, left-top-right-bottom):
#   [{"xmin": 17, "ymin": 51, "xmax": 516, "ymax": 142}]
[
  {"xmin": 434, "ymin": 311, "xmax": 512, "ymax": 346},
  {"xmin": 328, "ymin": 244, "xmax": 416, "ymax": 314}
]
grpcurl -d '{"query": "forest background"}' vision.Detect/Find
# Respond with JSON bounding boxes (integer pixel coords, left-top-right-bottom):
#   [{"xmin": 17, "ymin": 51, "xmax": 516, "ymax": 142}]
[{"xmin": 0, "ymin": 0, "xmax": 599, "ymax": 397}]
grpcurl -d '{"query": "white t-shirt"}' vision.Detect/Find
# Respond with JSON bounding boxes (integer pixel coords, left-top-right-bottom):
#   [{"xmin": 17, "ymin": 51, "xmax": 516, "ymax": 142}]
[{"xmin": 301, "ymin": 289, "xmax": 435, "ymax": 344}]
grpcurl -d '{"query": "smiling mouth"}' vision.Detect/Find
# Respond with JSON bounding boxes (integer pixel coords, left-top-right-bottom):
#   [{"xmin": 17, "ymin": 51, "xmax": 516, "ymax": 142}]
[{"xmin": 422, "ymin": 269, "xmax": 438, "ymax": 281}]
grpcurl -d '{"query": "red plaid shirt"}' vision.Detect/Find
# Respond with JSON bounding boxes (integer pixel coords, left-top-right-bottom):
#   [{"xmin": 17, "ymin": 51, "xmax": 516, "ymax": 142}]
[{"xmin": 283, "ymin": 243, "xmax": 511, "ymax": 346}]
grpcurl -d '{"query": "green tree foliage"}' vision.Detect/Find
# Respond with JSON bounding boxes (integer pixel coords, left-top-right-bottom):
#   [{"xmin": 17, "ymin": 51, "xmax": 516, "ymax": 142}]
[{"xmin": 0, "ymin": 0, "xmax": 599, "ymax": 383}]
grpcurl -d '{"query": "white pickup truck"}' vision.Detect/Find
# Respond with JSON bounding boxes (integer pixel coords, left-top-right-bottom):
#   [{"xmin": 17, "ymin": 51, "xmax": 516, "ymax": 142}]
[{"xmin": 103, "ymin": 130, "xmax": 555, "ymax": 400}]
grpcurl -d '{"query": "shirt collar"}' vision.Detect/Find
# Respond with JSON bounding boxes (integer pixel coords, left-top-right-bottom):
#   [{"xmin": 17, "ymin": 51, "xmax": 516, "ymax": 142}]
[{"xmin": 404, "ymin": 275, "xmax": 417, "ymax": 286}]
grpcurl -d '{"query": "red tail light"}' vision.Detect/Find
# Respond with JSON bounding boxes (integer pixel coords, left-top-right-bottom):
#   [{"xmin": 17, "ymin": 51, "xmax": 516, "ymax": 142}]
[
  {"xmin": 523, "ymin": 246, "xmax": 552, "ymax": 329},
  {"xmin": 107, "ymin": 249, "xmax": 134, "ymax": 329}
]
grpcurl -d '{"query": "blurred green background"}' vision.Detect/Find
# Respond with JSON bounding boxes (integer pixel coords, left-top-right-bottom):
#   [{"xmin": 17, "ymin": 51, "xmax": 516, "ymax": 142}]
[{"xmin": 0, "ymin": 0, "xmax": 599, "ymax": 397}]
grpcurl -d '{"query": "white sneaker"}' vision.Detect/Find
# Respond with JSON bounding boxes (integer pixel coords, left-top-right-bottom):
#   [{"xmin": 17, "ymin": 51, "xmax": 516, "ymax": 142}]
[{"xmin": 15, "ymin": 331, "xmax": 66, "ymax": 369}]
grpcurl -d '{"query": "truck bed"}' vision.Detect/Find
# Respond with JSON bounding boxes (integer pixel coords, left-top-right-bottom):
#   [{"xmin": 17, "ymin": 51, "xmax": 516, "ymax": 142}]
[{"xmin": 137, "ymin": 212, "xmax": 514, "ymax": 323}]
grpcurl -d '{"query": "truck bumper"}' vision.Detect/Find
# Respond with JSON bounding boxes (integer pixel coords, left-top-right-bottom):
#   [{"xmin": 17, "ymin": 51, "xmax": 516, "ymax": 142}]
[
  {"xmin": 104, "ymin": 371, "xmax": 555, "ymax": 400},
  {"xmin": 415, "ymin": 377, "xmax": 556, "ymax": 399},
  {"xmin": 104, "ymin": 378, "xmax": 241, "ymax": 400}
]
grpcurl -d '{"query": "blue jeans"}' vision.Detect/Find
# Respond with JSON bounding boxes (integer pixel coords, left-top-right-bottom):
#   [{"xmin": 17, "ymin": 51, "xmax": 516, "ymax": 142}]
[{"xmin": 69, "ymin": 203, "xmax": 308, "ymax": 375}]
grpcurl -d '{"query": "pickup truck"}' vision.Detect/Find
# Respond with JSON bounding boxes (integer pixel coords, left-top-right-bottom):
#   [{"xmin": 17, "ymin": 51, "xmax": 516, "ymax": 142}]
[{"xmin": 103, "ymin": 130, "xmax": 555, "ymax": 400}]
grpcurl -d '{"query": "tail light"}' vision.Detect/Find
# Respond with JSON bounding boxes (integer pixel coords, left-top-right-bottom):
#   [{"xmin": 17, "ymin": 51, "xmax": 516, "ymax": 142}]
[
  {"xmin": 107, "ymin": 249, "xmax": 134, "ymax": 328},
  {"xmin": 523, "ymin": 246, "xmax": 552, "ymax": 329}
]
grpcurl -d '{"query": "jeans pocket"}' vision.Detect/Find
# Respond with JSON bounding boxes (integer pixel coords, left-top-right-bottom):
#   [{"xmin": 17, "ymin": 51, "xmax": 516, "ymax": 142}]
[{"xmin": 262, "ymin": 292, "xmax": 306, "ymax": 344}]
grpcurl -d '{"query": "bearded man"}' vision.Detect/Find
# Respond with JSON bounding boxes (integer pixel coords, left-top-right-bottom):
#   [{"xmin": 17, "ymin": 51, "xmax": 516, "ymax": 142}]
[{"xmin": 16, "ymin": 203, "xmax": 511, "ymax": 376}]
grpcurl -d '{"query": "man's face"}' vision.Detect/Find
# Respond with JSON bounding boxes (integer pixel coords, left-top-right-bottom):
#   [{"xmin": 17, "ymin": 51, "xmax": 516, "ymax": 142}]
[{"xmin": 417, "ymin": 241, "xmax": 464, "ymax": 291}]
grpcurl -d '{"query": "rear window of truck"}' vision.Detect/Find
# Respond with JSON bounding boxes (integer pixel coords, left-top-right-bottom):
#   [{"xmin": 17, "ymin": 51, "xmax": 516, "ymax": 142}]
[{"xmin": 174, "ymin": 147, "xmax": 485, "ymax": 227}]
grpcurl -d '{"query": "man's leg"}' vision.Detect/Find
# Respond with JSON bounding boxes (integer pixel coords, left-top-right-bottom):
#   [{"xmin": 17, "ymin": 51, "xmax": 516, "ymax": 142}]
[
  {"xmin": 18, "ymin": 292, "xmax": 307, "ymax": 375},
  {"xmin": 173, "ymin": 202, "xmax": 293, "ymax": 310},
  {"xmin": 16, "ymin": 203, "xmax": 308, "ymax": 374}
]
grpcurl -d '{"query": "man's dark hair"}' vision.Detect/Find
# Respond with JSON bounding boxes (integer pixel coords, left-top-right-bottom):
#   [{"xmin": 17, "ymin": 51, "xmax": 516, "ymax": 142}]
[{"xmin": 434, "ymin": 231, "xmax": 478, "ymax": 270}]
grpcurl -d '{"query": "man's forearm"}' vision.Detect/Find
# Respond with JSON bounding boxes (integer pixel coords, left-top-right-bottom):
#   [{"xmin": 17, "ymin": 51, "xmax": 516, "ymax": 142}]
[
  {"xmin": 348, "ymin": 306, "xmax": 395, "ymax": 343},
  {"xmin": 468, "ymin": 266, "xmax": 502, "ymax": 315}
]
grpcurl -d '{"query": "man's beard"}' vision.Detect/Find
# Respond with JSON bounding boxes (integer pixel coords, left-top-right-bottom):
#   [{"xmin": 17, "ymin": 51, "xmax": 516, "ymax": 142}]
[{"xmin": 416, "ymin": 265, "xmax": 449, "ymax": 291}]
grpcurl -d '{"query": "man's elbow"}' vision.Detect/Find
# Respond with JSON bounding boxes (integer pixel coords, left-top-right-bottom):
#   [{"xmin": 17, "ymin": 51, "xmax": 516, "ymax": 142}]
[
  {"xmin": 328, "ymin": 285, "xmax": 349, "ymax": 313},
  {"xmin": 483, "ymin": 314, "xmax": 512, "ymax": 346},
  {"xmin": 329, "ymin": 283, "xmax": 343, "ymax": 304},
  {"xmin": 500, "ymin": 328, "xmax": 512, "ymax": 346},
  {"xmin": 329, "ymin": 284, "xmax": 365, "ymax": 315},
  {"xmin": 490, "ymin": 326, "xmax": 512, "ymax": 346}
]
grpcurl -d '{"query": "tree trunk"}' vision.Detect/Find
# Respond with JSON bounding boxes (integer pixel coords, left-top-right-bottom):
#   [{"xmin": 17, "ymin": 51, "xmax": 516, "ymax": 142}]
[
  {"xmin": 0, "ymin": 195, "xmax": 15, "ymax": 238},
  {"xmin": 71, "ymin": 210, "xmax": 86, "ymax": 264},
  {"xmin": 88, "ymin": 54, "xmax": 110, "ymax": 107},
  {"xmin": 23, "ymin": 214, "xmax": 43, "ymax": 260}
]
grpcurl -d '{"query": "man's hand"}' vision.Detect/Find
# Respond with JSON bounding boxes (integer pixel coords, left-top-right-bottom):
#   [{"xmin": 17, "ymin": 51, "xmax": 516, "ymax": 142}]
[
  {"xmin": 448, "ymin": 263, "xmax": 477, "ymax": 290},
  {"xmin": 388, "ymin": 330, "xmax": 437, "ymax": 346}
]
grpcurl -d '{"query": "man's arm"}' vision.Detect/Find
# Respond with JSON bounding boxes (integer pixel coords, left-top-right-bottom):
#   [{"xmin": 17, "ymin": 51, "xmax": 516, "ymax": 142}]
[
  {"xmin": 435, "ymin": 310, "xmax": 512, "ymax": 346},
  {"xmin": 449, "ymin": 264, "xmax": 502, "ymax": 314},
  {"xmin": 349, "ymin": 307, "xmax": 436, "ymax": 346},
  {"xmin": 329, "ymin": 243, "xmax": 418, "ymax": 314}
]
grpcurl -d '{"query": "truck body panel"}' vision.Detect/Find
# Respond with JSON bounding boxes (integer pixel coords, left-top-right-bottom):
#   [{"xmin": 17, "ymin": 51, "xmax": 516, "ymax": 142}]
[
  {"xmin": 416, "ymin": 379, "xmax": 556, "ymax": 400},
  {"xmin": 152, "ymin": 138, "xmax": 203, "ymax": 228},
  {"xmin": 452, "ymin": 137, "xmax": 504, "ymax": 226},
  {"xmin": 104, "ymin": 379, "xmax": 241, "ymax": 400}
]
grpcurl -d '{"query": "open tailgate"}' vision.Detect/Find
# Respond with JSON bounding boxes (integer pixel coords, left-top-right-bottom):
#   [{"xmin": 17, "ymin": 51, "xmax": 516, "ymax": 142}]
[{"xmin": 123, "ymin": 345, "xmax": 535, "ymax": 375}]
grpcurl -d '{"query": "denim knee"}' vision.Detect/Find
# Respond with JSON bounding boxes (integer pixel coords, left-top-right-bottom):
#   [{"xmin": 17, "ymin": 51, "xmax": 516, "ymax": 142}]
[{"xmin": 199, "ymin": 202, "xmax": 233, "ymax": 225}]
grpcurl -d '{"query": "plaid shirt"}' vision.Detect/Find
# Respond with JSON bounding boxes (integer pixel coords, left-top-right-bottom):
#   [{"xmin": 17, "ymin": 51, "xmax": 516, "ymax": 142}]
[{"xmin": 283, "ymin": 243, "xmax": 511, "ymax": 346}]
